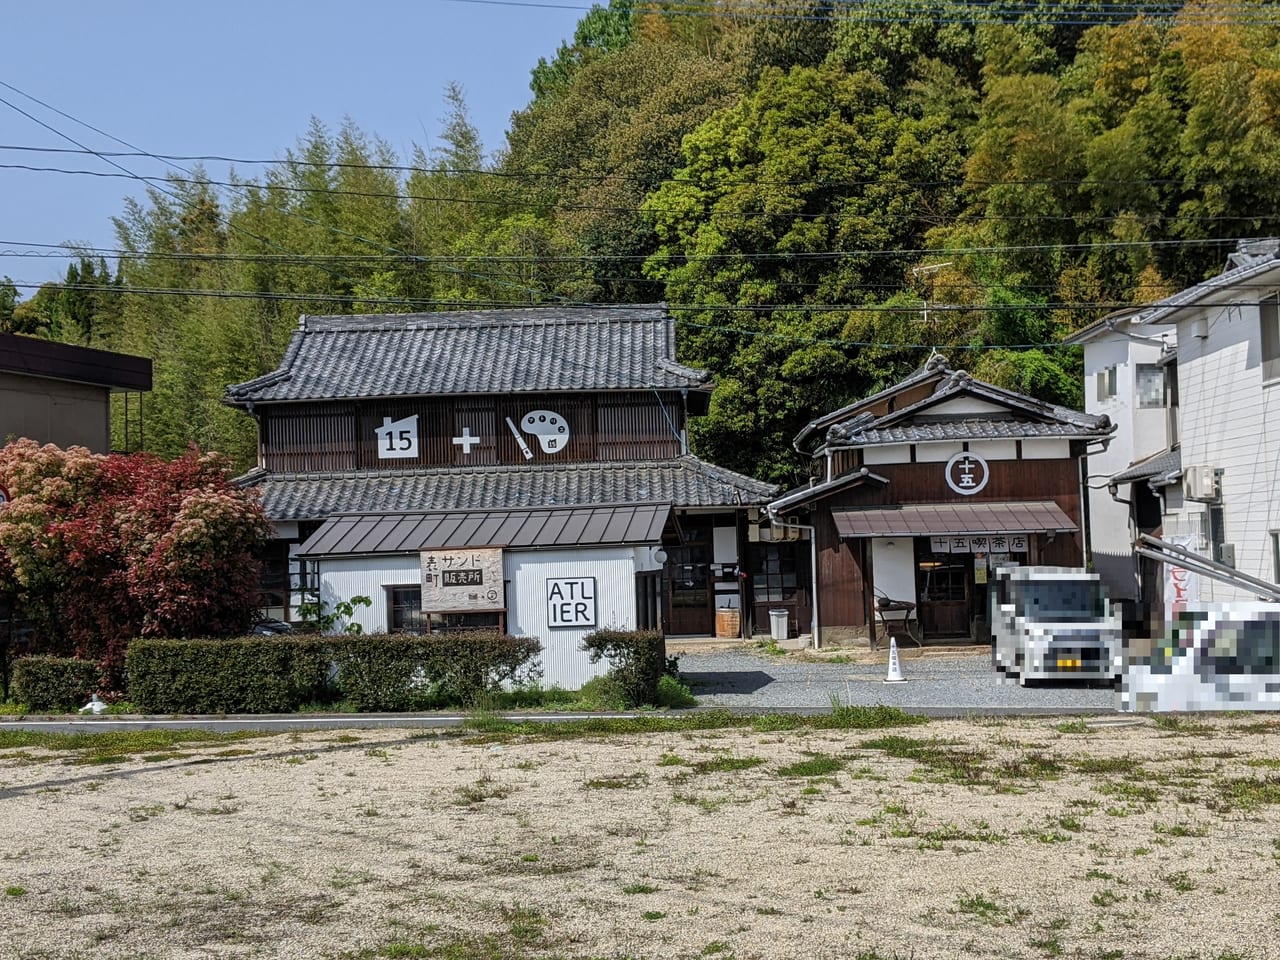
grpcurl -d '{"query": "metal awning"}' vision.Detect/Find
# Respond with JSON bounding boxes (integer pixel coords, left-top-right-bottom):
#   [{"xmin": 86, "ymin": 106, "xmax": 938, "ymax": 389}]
[
  {"xmin": 832, "ymin": 500, "xmax": 1077, "ymax": 538},
  {"xmin": 298, "ymin": 502, "xmax": 671, "ymax": 557}
]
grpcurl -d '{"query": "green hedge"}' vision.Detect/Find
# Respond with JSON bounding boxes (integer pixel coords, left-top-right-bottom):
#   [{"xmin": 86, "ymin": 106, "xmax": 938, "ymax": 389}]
[
  {"xmin": 126, "ymin": 632, "xmax": 542, "ymax": 714},
  {"xmin": 126, "ymin": 636, "xmax": 334, "ymax": 714},
  {"xmin": 334, "ymin": 632, "xmax": 542, "ymax": 711},
  {"xmin": 581, "ymin": 629, "xmax": 667, "ymax": 708},
  {"xmin": 12, "ymin": 657, "xmax": 101, "ymax": 711}
]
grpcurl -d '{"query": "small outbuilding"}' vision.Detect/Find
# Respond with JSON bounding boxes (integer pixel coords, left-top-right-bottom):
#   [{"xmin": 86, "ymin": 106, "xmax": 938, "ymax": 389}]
[
  {"xmin": 0, "ymin": 333, "xmax": 151, "ymax": 452},
  {"xmin": 773, "ymin": 356, "xmax": 1114, "ymax": 646}
]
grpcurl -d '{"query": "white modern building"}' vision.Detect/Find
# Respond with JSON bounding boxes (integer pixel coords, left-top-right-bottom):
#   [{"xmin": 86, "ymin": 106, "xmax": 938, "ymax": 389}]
[{"xmin": 1076, "ymin": 239, "xmax": 1280, "ymax": 616}]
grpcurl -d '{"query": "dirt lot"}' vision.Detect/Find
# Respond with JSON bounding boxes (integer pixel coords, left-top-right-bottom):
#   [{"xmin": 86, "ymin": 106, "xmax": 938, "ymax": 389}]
[{"xmin": 2, "ymin": 714, "xmax": 1279, "ymax": 960}]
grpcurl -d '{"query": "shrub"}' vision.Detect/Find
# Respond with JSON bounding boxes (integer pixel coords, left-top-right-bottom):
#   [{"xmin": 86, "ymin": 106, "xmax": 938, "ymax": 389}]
[
  {"xmin": 126, "ymin": 636, "xmax": 334, "ymax": 714},
  {"xmin": 11, "ymin": 656, "xmax": 101, "ymax": 711},
  {"xmin": 577, "ymin": 674, "xmax": 629, "ymax": 710},
  {"xmin": 581, "ymin": 629, "xmax": 666, "ymax": 708},
  {"xmin": 653, "ymin": 673, "xmax": 697, "ymax": 709},
  {"xmin": 333, "ymin": 632, "xmax": 542, "ymax": 711},
  {"xmin": 125, "ymin": 631, "xmax": 542, "ymax": 714}
]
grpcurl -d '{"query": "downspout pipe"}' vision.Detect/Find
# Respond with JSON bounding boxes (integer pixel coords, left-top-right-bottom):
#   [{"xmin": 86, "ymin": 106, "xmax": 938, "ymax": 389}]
[{"xmin": 765, "ymin": 506, "xmax": 821, "ymax": 649}]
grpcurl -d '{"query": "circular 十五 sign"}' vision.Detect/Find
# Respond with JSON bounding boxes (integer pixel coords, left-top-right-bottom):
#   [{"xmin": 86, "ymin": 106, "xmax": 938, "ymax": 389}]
[
  {"xmin": 0, "ymin": 483, "xmax": 8, "ymax": 506},
  {"xmin": 944, "ymin": 451, "xmax": 990, "ymax": 496}
]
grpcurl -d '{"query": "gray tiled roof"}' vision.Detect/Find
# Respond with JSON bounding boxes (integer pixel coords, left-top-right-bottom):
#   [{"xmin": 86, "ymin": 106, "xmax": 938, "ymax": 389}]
[
  {"xmin": 828, "ymin": 420, "xmax": 1106, "ymax": 445},
  {"xmin": 1109, "ymin": 447, "xmax": 1181, "ymax": 485},
  {"xmin": 822, "ymin": 367, "xmax": 1111, "ymax": 447},
  {"xmin": 224, "ymin": 305, "xmax": 709, "ymax": 404},
  {"xmin": 1104, "ymin": 240, "xmax": 1280, "ymax": 330},
  {"xmin": 793, "ymin": 354, "xmax": 948, "ymax": 449},
  {"xmin": 240, "ymin": 457, "xmax": 779, "ymax": 522}
]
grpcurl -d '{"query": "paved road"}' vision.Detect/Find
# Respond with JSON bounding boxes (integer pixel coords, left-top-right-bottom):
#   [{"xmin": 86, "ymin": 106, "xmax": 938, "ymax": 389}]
[
  {"xmin": 678, "ymin": 647, "xmax": 1120, "ymax": 712},
  {"xmin": 0, "ymin": 647, "xmax": 1121, "ymax": 733}
]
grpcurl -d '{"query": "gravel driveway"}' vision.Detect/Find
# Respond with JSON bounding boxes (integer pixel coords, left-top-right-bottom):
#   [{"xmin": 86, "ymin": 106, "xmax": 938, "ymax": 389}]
[{"xmin": 677, "ymin": 646, "xmax": 1120, "ymax": 713}]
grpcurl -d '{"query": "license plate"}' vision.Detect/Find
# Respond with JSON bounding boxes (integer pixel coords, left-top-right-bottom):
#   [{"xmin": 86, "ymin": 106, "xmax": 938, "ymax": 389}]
[{"xmin": 1057, "ymin": 658, "xmax": 1081, "ymax": 670}]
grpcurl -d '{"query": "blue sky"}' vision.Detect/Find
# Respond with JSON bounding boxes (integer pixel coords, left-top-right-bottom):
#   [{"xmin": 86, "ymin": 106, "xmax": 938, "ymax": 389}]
[{"xmin": 1, "ymin": 0, "xmax": 588, "ymax": 294}]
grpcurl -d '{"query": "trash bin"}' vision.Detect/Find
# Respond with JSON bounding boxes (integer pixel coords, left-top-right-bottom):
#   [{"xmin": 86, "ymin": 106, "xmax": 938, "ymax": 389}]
[{"xmin": 769, "ymin": 608, "xmax": 789, "ymax": 642}]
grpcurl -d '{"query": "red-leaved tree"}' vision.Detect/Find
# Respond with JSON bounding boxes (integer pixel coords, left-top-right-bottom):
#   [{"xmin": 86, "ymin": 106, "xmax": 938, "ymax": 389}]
[{"xmin": 0, "ymin": 440, "xmax": 270, "ymax": 691}]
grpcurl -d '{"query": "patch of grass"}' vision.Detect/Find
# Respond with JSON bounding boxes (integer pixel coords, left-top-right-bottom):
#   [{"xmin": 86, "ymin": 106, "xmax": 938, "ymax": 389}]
[
  {"xmin": 654, "ymin": 674, "xmax": 698, "ymax": 709},
  {"xmin": 777, "ymin": 754, "xmax": 844, "ymax": 778},
  {"xmin": 454, "ymin": 776, "xmax": 513, "ymax": 806},
  {"xmin": 1028, "ymin": 916, "xmax": 1068, "ymax": 957},
  {"xmin": 1152, "ymin": 715, "xmax": 1214, "ymax": 736},
  {"xmin": 909, "ymin": 821, "xmax": 1006, "ymax": 849},
  {"xmin": 583, "ymin": 772, "xmax": 648, "ymax": 790},
  {"xmin": 1153, "ymin": 821, "xmax": 1209, "ymax": 838},
  {"xmin": 955, "ymin": 892, "xmax": 1025, "ymax": 925},
  {"xmin": 657, "ymin": 752, "xmax": 687, "ymax": 767},
  {"xmin": 0, "ymin": 728, "xmax": 268, "ymax": 760},
  {"xmin": 1210, "ymin": 774, "xmax": 1280, "ymax": 812},
  {"xmin": 641, "ymin": 910, "xmax": 665, "ymax": 921},
  {"xmin": 1163, "ymin": 870, "xmax": 1196, "ymax": 893},
  {"xmin": 860, "ymin": 735, "xmax": 989, "ymax": 783},
  {"xmin": 622, "ymin": 883, "xmax": 659, "ymax": 894},
  {"xmin": 5, "ymin": 886, "xmax": 26, "ymax": 896},
  {"xmin": 691, "ymin": 755, "xmax": 764, "ymax": 775},
  {"xmin": 1054, "ymin": 719, "xmax": 1091, "ymax": 734},
  {"xmin": 1091, "ymin": 889, "xmax": 1121, "ymax": 907},
  {"xmin": 1073, "ymin": 756, "xmax": 1139, "ymax": 775},
  {"xmin": 1095, "ymin": 779, "xmax": 1162, "ymax": 804},
  {"xmin": 463, "ymin": 707, "xmax": 926, "ymax": 744}
]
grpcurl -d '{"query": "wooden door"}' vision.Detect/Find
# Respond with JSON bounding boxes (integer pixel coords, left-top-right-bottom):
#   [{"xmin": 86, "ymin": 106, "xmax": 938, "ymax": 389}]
[
  {"xmin": 916, "ymin": 550, "xmax": 973, "ymax": 638},
  {"xmin": 665, "ymin": 540, "xmax": 713, "ymax": 636}
]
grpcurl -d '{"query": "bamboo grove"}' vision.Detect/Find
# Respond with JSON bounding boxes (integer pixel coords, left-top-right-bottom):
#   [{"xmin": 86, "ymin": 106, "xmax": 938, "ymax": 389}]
[{"xmin": 5, "ymin": 1, "xmax": 1280, "ymax": 484}]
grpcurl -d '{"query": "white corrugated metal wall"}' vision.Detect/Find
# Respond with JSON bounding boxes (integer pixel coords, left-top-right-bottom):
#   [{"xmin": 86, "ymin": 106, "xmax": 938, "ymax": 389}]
[
  {"xmin": 318, "ymin": 555, "xmax": 419, "ymax": 634},
  {"xmin": 315, "ymin": 547, "xmax": 648, "ymax": 690},
  {"xmin": 505, "ymin": 547, "xmax": 640, "ymax": 689}
]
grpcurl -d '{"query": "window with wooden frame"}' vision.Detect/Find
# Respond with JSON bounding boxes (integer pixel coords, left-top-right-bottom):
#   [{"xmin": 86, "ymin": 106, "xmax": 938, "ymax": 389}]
[
  {"xmin": 386, "ymin": 585, "xmax": 426, "ymax": 633},
  {"xmin": 427, "ymin": 611, "xmax": 505, "ymax": 633},
  {"xmin": 748, "ymin": 542, "xmax": 808, "ymax": 604},
  {"xmin": 1262, "ymin": 294, "xmax": 1280, "ymax": 382}
]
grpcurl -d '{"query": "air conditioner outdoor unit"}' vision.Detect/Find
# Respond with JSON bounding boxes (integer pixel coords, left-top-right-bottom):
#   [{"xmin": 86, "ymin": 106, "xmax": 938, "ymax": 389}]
[{"xmin": 1183, "ymin": 465, "xmax": 1218, "ymax": 502}]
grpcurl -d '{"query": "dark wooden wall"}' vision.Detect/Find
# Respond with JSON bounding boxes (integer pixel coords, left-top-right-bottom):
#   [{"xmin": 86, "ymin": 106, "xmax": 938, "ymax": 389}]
[
  {"xmin": 813, "ymin": 456, "xmax": 1086, "ymax": 630},
  {"xmin": 258, "ymin": 391, "xmax": 687, "ymax": 471}
]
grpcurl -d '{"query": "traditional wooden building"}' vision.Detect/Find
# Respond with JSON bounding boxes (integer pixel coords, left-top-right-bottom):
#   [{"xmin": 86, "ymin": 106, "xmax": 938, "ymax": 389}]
[
  {"xmin": 223, "ymin": 305, "xmax": 781, "ymax": 683},
  {"xmin": 772, "ymin": 355, "xmax": 1114, "ymax": 646}
]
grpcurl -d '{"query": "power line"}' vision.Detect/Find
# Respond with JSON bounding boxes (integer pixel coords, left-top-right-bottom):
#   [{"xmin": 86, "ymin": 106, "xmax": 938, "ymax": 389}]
[
  {"xmin": 9, "ymin": 148, "xmax": 1280, "ymax": 193},
  {"xmin": 11, "ymin": 159, "xmax": 1280, "ymax": 228},
  {"xmin": 0, "ymin": 235, "xmax": 1247, "ymax": 259},
  {"xmin": 3, "ymin": 277, "xmax": 1135, "ymax": 314},
  {"xmin": 438, "ymin": 0, "xmax": 1280, "ymax": 28},
  {"xmin": 0, "ymin": 81, "xmax": 560, "ymax": 306}
]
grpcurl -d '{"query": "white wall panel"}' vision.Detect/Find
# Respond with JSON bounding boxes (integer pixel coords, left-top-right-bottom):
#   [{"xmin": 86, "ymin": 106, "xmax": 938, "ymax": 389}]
[
  {"xmin": 317, "ymin": 555, "xmax": 421, "ymax": 634},
  {"xmin": 929, "ymin": 397, "xmax": 1007, "ymax": 416},
  {"xmin": 864, "ymin": 444, "xmax": 911, "ymax": 465},
  {"xmin": 870, "ymin": 539, "xmax": 916, "ymax": 604},
  {"xmin": 1021, "ymin": 439, "xmax": 1070, "ymax": 460},
  {"xmin": 968, "ymin": 440, "xmax": 1017, "ymax": 460},
  {"xmin": 505, "ymin": 547, "xmax": 638, "ymax": 690},
  {"xmin": 915, "ymin": 442, "xmax": 963, "ymax": 463}
]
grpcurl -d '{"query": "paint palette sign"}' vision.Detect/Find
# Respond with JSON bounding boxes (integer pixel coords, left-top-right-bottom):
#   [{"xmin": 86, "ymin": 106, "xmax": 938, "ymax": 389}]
[{"xmin": 421, "ymin": 548, "xmax": 504, "ymax": 611}]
